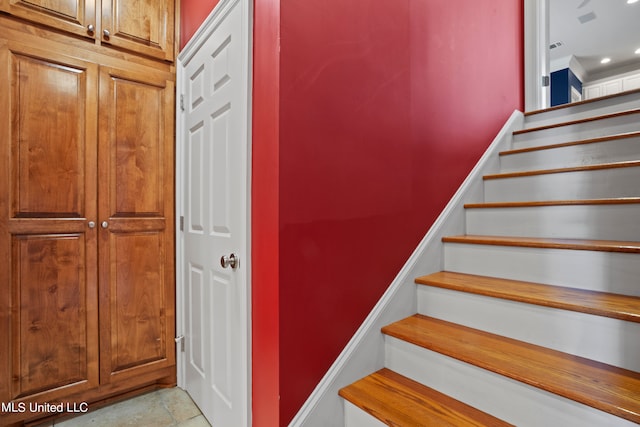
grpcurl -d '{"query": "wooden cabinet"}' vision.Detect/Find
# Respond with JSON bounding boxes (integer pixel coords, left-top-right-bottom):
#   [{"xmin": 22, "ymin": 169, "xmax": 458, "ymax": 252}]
[
  {"xmin": 101, "ymin": 0, "xmax": 175, "ymax": 61},
  {"xmin": 0, "ymin": 40, "xmax": 100, "ymax": 406},
  {"xmin": 0, "ymin": 15, "xmax": 175, "ymax": 425},
  {"xmin": 0, "ymin": 0, "xmax": 175, "ymax": 61},
  {"xmin": 97, "ymin": 65, "xmax": 175, "ymax": 385},
  {"xmin": 0, "ymin": 0, "xmax": 96, "ymax": 39}
]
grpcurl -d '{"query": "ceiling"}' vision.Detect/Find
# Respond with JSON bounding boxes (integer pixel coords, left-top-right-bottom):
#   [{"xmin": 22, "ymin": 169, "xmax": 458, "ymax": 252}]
[{"xmin": 549, "ymin": 0, "xmax": 640, "ymax": 81}]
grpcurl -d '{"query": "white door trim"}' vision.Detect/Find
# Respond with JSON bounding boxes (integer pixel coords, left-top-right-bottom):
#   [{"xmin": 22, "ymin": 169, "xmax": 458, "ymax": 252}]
[
  {"xmin": 524, "ymin": 0, "xmax": 550, "ymax": 112},
  {"xmin": 175, "ymin": 0, "xmax": 253, "ymax": 424}
]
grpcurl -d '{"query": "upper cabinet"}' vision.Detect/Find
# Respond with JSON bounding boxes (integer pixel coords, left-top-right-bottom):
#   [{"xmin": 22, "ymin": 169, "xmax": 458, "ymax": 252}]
[
  {"xmin": 0, "ymin": 0, "xmax": 97, "ymax": 38},
  {"xmin": 102, "ymin": 0, "xmax": 175, "ymax": 61},
  {"xmin": 0, "ymin": 0, "xmax": 175, "ymax": 61}
]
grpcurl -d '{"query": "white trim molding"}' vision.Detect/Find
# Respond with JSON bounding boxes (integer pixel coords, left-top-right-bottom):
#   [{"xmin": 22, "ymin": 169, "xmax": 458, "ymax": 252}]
[{"xmin": 524, "ymin": 0, "xmax": 550, "ymax": 112}]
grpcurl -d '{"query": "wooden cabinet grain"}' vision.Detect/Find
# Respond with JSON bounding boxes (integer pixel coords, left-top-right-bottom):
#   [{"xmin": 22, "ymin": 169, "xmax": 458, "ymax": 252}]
[
  {"xmin": 0, "ymin": 18, "xmax": 175, "ymax": 425},
  {"xmin": 0, "ymin": 41, "xmax": 100, "ymax": 406},
  {"xmin": 0, "ymin": 0, "xmax": 97, "ymax": 39},
  {"xmin": 101, "ymin": 0, "xmax": 175, "ymax": 61},
  {"xmin": 97, "ymin": 64, "xmax": 175, "ymax": 385},
  {"xmin": 0, "ymin": 0, "xmax": 175, "ymax": 61}
]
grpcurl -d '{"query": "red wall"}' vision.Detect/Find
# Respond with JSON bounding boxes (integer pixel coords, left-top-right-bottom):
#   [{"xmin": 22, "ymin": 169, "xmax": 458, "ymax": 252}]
[
  {"xmin": 179, "ymin": 0, "xmax": 220, "ymax": 49},
  {"xmin": 181, "ymin": 0, "xmax": 524, "ymax": 425},
  {"xmin": 277, "ymin": 0, "xmax": 523, "ymax": 424},
  {"xmin": 251, "ymin": 0, "xmax": 281, "ymax": 424}
]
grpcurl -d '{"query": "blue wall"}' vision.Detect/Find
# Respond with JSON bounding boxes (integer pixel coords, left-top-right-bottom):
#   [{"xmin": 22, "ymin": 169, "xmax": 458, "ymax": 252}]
[{"xmin": 551, "ymin": 68, "xmax": 583, "ymax": 106}]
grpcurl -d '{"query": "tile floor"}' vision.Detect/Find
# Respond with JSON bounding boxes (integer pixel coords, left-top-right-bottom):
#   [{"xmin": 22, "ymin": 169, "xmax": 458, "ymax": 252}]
[{"xmin": 38, "ymin": 388, "xmax": 210, "ymax": 427}]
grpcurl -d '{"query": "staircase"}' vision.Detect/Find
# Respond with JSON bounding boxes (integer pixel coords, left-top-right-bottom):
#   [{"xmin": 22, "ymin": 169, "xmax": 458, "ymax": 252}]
[{"xmin": 338, "ymin": 91, "xmax": 640, "ymax": 426}]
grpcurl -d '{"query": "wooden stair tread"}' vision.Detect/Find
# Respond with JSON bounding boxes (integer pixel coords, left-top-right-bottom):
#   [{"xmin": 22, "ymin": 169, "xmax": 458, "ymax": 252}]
[
  {"xmin": 499, "ymin": 131, "xmax": 640, "ymax": 156},
  {"xmin": 382, "ymin": 315, "xmax": 640, "ymax": 424},
  {"xmin": 483, "ymin": 160, "xmax": 640, "ymax": 180},
  {"xmin": 513, "ymin": 108, "xmax": 640, "ymax": 135},
  {"xmin": 339, "ymin": 368, "xmax": 513, "ymax": 427},
  {"xmin": 464, "ymin": 197, "xmax": 640, "ymax": 209},
  {"xmin": 442, "ymin": 235, "xmax": 640, "ymax": 254},
  {"xmin": 524, "ymin": 88, "xmax": 640, "ymax": 117},
  {"xmin": 415, "ymin": 271, "xmax": 640, "ymax": 323}
]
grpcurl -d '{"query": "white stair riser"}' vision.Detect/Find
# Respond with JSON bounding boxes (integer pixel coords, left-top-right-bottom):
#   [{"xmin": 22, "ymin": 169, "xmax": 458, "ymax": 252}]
[
  {"xmin": 523, "ymin": 93, "xmax": 640, "ymax": 129},
  {"xmin": 417, "ymin": 286, "xmax": 640, "ymax": 371},
  {"xmin": 385, "ymin": 337, "xmax": 636, "ymax": 427},
  {"xmin": 513, "ymin": 114, "xmax": 640, "ymax": 150},
  {"xmin": 443, "ymin": 243, "xmax": 640, "ymax": 297},
  {"xmin": 500, "ymin": 136, "xmax": 640, "ymax": 172},
  {"xmin": 465, "ymin": 204, "xmax": 640, "ymax": 240},
  {"xmin": 484, "ymin": 166, "xmax": 640, "ymax": 202},
  {"xmin": 343, "ymin": 401, "xmax": 386, "ymax": 427}
]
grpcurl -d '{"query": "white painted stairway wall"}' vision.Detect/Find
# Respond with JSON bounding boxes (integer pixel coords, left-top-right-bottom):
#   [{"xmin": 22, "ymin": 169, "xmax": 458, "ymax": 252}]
[{"xmin": 339, "ymin": 90, "xmax": 640, "ymax": 426}]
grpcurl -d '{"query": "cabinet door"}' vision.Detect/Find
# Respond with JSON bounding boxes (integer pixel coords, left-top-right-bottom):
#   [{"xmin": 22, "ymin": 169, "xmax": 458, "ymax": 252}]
[
  {"xmin": 97, "ymin": 65, "xmax": 175, "ymax": 384},
  {"xmin": 622, "ymin": 73, "xmax": 640, "ymax": 92},
  {"xmin": 583, "ymin": 85, "xmax": 601, "ymax": 100},
  {"xmin": 0, "ymin": 40, "xmax": 99, "ymax": 409},
  {"xmin": 0, "ymin": 0, "xmax": 97, "ymax": 39},
  {"xmin": 603, "ymin": 79, "xmax": 623, "ymax": 97},
  {"xmin": 100, "ymin": 0, "xmax": 175, "ymax": 61}
]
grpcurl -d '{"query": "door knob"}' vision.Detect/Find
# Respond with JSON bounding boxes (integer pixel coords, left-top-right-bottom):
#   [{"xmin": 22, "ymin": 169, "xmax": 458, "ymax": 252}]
[
  {"xmin": 103, "ymin": 29, "xmax": 110, "ymax": 38},
  {"xmin": 87, "ymin": 24, "xmax": 95, "ymax": 34},
  {"xmin": 220, "ymin": 253, "xmax": 239, "ymax": 269},
  {"xmin": 88, "ymin": 221, "xmax": 96, "ymax": 229},
  {"xmin": 101, "ymin": 221, "xmax": 109, "ymax": 229}
]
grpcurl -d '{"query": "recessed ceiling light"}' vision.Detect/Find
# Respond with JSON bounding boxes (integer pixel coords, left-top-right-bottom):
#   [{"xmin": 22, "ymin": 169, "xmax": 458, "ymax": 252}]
[
  {"xmin": 628, "ymin": 0, "xmax": 639, "ymax": 4},
  {"xmin": 636, "ymin": 48, "xmax": 640, "ymax": 54},
  {"xmin": 600, "ymin": 57, "xmax": 611, "ymax": 64}
]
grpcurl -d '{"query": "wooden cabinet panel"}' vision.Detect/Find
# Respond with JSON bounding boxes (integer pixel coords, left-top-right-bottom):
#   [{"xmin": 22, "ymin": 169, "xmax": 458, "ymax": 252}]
[
  {"xmin": 0, "ymin": 0, "xmax": 175, "ymax": 62},
  {"xmin": 0, "ymin": 0, "xmax": 96, "ymax": 39},
  {"xmin": 11, "ymin": 234, "xmax": 97, "ymax": 398},
  {"xmin": 98, "ymin": 65, "xmax": 175, "ymax": 383},
  {"xmin": 111, "ymin": 232, "xmax": 166, "ymax": 371},
  {"xmin": 101, "ymin": 0, "xmax": 175, "ymax": 61},
  {"xmin": 11, "ymin": 53, "xmax": 89, "ymax": 217},
  {"xmin": 0, "ymin": 41, "xmax": 99, "ymax": 406},
  {"xmin": 111, "ymin": 77, "xmax": 164, "ymax": 214}
]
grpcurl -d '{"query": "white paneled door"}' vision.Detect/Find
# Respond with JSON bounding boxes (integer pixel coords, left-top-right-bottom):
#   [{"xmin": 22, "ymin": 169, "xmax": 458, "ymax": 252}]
[{"xmin": 176, "ymin": 0, "xmax": 251, "ymax": 425}]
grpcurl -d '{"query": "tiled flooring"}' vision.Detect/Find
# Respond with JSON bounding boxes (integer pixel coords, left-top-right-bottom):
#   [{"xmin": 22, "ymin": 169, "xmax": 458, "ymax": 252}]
[{"xmin": 40, "ymin": 388, "xmax": 210, "ymax": 427}]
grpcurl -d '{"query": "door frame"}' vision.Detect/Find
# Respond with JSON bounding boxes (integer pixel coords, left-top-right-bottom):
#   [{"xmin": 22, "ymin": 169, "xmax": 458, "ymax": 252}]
[
  {"xmin": 524, "ymin": 0, "xmax": 550, "ymax": 112},
  {"xmin": 175, "ymin": 0, "xmax": 253, "ymax": 423}
]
